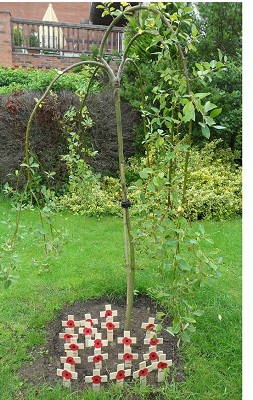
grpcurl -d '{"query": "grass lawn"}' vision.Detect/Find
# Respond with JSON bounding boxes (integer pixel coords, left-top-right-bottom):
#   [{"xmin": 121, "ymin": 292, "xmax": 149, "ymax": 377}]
[{"xmin": 0, "ymin": 197, "xmax": 242, "ymax": 399}]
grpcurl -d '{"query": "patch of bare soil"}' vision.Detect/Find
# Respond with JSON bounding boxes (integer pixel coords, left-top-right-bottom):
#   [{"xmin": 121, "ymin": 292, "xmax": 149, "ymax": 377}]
[{"xmin": 19, "ymin": 295, "xmax": 185, "ymax": 391}]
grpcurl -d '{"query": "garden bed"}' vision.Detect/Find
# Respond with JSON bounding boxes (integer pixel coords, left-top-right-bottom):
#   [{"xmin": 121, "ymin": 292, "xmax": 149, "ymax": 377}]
[{"xmin": 19, "ymin": 295, "xmax": 185, "ymax": 391}]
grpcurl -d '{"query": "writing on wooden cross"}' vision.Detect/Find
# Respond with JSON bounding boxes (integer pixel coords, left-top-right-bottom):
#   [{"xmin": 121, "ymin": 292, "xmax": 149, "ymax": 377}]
[
  {"xmin": 79, "ymin": 321, "xmax": 97, "ymax": 346},
  {"xmin": 118, "ymin": 346, "xmax": 138, "ymax": 368},
  {"xmin": 85, "ymin": 368, "xmax": 108, "ymax": 392},
  {"xmin": 80, "ymin": 313, "xmax": 98, "ymax": 328},
  {"xmin": 144, "ymin": 333, "xmax": 164, "ymax": 348},
  {"xmin": 152, "ymin": 353, "xmax": 172, "ymax": 382},
  {"xmin": 109, "ymin": 363, "xmax": 131, "ymax": 387},
  {"xmin": 87, "ymin": 348, "xmax": 108, "ymax": 369},
  {"xmin": 141, "ymin": 317, "xmax": 158, "ymax": 339},
  {"xmin": 60, "ymin": 352, "xmax": 81, "ymax": 372},
  {"xmin": 59, "ymin": 330, "xmax": 78, "ymax": 342},
  {"xmin": 64, "ymin": 337, "xmax": 84, "ymax": 356},
  {"xmin": 133, "ymin": 360, "xmax": 153, "ymax": 386},
  {"xmin": 143, "ymin": 345, "xmax": 163, "ymax": 365},
  {"xmin": 99, "ymin": 304, "xmax": 117, "ymax": 320},
  {"xmin": 101, "ymin": 315, "xmax": 120, "ymax": 342},
  {"xmin": 62, "ymin": 315, "xmax": 81, "ymax": 334},
  {"xmin": 57, "ymin": 364, "xmax": 78, "ymax": 387},
  {"xmin": 88, "ymin": 332, "xmax": 108, "ymax": 350}
]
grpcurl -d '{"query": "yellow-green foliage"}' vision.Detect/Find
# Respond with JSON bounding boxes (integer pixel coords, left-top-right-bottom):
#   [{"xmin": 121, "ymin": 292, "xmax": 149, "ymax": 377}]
[
  {"xmin": 58, "ymin": 176, "xmax": 121, "ymax": 217},
  {"xmin": 123, "ymin": 140, "xmax": 242, "ymax": 220},
  {"xmin": 58, "ymin": 140, "xmax": 242, "ymax": 220},
  {"xmin": 186, "ymin": 141, "xmax": 242, "ymax": 220}
]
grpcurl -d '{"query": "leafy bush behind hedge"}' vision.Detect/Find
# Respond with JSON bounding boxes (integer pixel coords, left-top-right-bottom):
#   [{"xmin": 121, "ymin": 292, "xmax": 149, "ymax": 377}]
[
  {"xmin": 57, "ymin": 140, "xmax": 242, "ymax": 220},
  {"xmin": 0, "ymin": 67, "xmax": 100, "ymax": 94}
]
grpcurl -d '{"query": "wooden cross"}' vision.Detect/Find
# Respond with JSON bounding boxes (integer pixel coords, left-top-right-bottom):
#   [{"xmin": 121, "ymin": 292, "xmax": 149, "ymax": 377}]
[
  {"xmin": 118, "ymin": 346, "xmax": 138, "ymax": 368},
  {"xmin": 79, "ymin": 321, "xmax": 97, "ymax": 346},
  {"xmin": 99, "ymin": 304, "xmax": 117, "ymax": 319},
  {"xmin": 144, "ymin": 334, "xmax": 163, "ymax": 348},
  {"xmin": 101, "ymin": 315, "xmax": 120, "ymax": 342},
  {"xmin": 59, "ymin": 330, "xmax": 78, "ymax": 342},
  {"xmin": 80, "ymin": 313, "xmax": 98, "ymax": 327},
  {"xmin": 87, "ymin": 333, "xmax": 108, "ymax": 350},
  {"xmin": 87, "ymin": 348, "xmax": 108, "ymax": 369},
  {"xmin": 133, "ymin": 360, "xmax": 153, "ymax": 385},
  {"xmin": 152, "ymin": 353, "xmax": 172, "ymax": 382},
  {"xmin": 141, "ymin": 317, "xmax": 158, "ymax": 338},
  {"xmin": 62, "ymin": 315, "xmax": 81, "ymax": 334},
  {"xmin": 57, "ymin": 364, "xmax": 78, "ymax": 387},
  {"xmin": 109, "ymin": 363, "xmax": 131, "ymax": 387},
  {"xmin": 143, "ymin": 345, "xmax": 163, "ymax": 365},
  {"xmin": 60, "ymin": 352, "xmax": 81, "ymax": 372},
  {"xmin": 85, "ymin": 368, "xmax": 108, "ymax": 392},
  {"xmin": 117, "ymin": 330, "xmax": 137, "ymax": 349},
  {"xmin": 64, "ymin": 337, "xmax": 84, "ymax": 356}
]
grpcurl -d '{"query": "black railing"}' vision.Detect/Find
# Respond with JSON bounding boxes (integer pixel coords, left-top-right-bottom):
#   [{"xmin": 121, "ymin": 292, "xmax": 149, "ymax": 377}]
[{"xmin": 11, "ymin": 18, "xmax": 124, "ymax": 55}]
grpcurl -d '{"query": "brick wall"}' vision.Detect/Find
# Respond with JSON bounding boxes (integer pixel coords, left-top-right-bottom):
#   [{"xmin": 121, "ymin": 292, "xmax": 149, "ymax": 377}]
[
  {"xmin": 0, "ymin": 11, "xmax": 12, "ymax": 67},
  {"xmin": 0, "ymin": 2, "xmax": 90, "ymax": 24},
  {"xmin": 12, "ymin": 52, "xmax": 86, "ymax": 70}
]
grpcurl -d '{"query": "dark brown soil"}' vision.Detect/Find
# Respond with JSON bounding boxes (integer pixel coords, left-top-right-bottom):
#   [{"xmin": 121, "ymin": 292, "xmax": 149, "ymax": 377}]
[{"xmin": 19, "ymin": 295, "xmax": 185, "ymax": 391}]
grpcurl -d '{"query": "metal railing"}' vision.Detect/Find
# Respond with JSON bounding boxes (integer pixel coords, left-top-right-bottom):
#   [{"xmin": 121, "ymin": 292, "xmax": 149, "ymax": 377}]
[{"xmin": 11, "ymin": 17, "xmax": 124, "ymax": 56}]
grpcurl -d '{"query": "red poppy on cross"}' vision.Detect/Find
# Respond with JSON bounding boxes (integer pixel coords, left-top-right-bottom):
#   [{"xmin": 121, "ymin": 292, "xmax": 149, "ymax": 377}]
[
  {"xmin": 109, "ymin": 363, "xmax": 131, "ymax": 387},
  {"xmin": 80, "ymin": 313, "xmax": 98, "ymax": 327},
  {"xmin": 62, "ymin": 315, "xmax": 81, "ymax": 334},
  {"xmin": 87, "ymin": 348, "xmax": 108, "ymax": 369},
  {"xmin": 143, "ymin": 346, "xmax": 163, "ymax": 365},
  {"xmin": 85, "ymin": 368, "xmax": 108, "ymax": 392},
  {"xmin": 57, "ymin": 364, "xmax": 78, "ymax": 387},
  {"xmin": 59, "ymin": 330, "xmax": 78, "ymax": 342},
  {"xmin": 117, "ymin": 330, "xmax": 137, "ymax": 350},
  {"xmin": 141, "ymin": 317, "xmax": 158, "ymax": 339},
  {"xmin": 101, "ymin": 316, "xmax": 119, "ymax": 341},
  {"xmin": 118, "ymin": 346, "xmax": 139, "ymax": 368},
  {"xmin": 60, "ymin": 352, "xmax": 81, "ymax": 372},
  {"xmin": 79, "ymin": 321, "xmax": 97, "ymax": 346},
  {"xmin": 133, "ymin": 361, "xmax": 153, "ymax": 385},
  {"xmin": 64, "ymin": 338, "xmax": 84, "ymax": 356},
  {"xmin": 152, "ymin": 353, "xmax": 172, "ymax": 382},
  {"xmin": 87, "ymin": 333, "xmax": 108, "ymax": 350},
  {"xmin": 99, "ymin": 304, "xmax": 117, "ymax": 319}
]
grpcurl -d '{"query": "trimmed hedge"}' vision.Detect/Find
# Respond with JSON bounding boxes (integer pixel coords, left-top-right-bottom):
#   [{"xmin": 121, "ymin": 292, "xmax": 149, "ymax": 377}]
[{"xmin": 0, "ymin": 89, "xmax": 140, "ymax": 188}]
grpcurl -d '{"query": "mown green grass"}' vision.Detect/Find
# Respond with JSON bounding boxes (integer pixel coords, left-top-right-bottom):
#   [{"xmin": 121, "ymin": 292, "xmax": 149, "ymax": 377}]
[{"xmin": 0, "ymin": 197, "xmax": 242, "ymax": 399}]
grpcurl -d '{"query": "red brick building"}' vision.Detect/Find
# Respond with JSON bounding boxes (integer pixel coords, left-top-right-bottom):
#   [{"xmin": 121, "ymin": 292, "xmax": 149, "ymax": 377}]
[
  {"xmin": 0, "ymin": 2, "xmax": 127, "ymax": 69},
  {"xmin": 0, "ymin": 2, "xmax": 91, "ymax": 24}
]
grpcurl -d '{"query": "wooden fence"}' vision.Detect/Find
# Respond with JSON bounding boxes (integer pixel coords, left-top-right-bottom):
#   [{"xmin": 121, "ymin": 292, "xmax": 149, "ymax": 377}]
[{"xmin": 11, "ymin": 17, "xmax": 124, "ymax": 56}]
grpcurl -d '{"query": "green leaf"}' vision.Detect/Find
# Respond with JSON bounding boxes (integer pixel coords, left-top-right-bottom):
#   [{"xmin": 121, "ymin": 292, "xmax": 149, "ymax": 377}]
[
  {"xmin": 184, "ymin": 6, "xmax": 193, "ymax": 14},
  {"xmin": 195, "ymin": 63, "xmax": 203, "ymax": 71},
  {"xmin": 213, "ymin": 125, "xmax": 226, "ymax": 129},
  {"xmin": 218, "ymin": 48, "xmax": 223, "ymax": 61},
  {"xmin": 191, "ymin": 25, "xmax": 198, "ymax": 37},
  {"xmin": 194, "ymin": 92, "xmax": 211, "ymax": 99},
  {"xmin": 199, "ymin": 123, "xmax": 210, "ymax": 139},
  {"xmin": 192, "ymin": 310, "xmax": 203, "ymax": 317},
  {"xmin": 204, "ymin": 101, "xmax": 217, "ymax": 113},
  {"xmin": 210, "ymin": 60, "xmax": 217, "ymax": 68},
  {"xmin": 139, "ymin": 168, "xmax": 153, "ymax": 179},
  {"xmin": 210, "ymin": 108, "xmax": 222, "ymax": 118},
  {"xmin": 183, "ymin": 101, "xmax": 195, "ymax": 122},
  {"xmin": 205, "ymin": 116, "xmax": 215, "ymax": 126}
]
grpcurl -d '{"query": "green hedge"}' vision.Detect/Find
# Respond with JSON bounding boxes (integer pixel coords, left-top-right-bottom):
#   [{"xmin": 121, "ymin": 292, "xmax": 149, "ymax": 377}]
[{"xmin": 0, "ymin": 67, "xmax": 100, "ymax": 94}]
